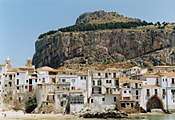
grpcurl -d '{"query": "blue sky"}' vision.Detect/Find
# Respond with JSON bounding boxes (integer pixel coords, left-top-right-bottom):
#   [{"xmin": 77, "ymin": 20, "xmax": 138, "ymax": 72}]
[{"xmin": 0, "ymin": 0, "xmax": 175, "ymax": 67}]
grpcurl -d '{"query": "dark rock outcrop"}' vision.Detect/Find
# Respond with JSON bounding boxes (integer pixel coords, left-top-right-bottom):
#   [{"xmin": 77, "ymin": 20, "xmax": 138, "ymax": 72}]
[{"xmin": 79, "ymin": 110, "xmax": 128, "ymax": 118}]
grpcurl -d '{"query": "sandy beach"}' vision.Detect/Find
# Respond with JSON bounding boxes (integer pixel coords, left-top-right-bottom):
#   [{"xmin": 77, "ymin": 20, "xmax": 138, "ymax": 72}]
[
  {"xmin": 0, "ymin": 110, "xmax": 76, "ymax": 120},
  {"xmin": 0, "ymin": 110, "xmax": 175, "ymax": 120}
]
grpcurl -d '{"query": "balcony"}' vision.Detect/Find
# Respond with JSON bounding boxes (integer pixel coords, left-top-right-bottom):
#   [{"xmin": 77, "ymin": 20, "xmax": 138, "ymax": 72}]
[{"xmin": 57, "ymin": 82, "xmax": 70, "ymax": 86}]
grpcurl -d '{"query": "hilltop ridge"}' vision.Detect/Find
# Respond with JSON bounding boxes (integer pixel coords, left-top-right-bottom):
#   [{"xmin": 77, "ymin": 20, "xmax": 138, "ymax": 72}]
[{"xmin": 75, "ymin": 10, "xmax": 140, "ymax": 25}]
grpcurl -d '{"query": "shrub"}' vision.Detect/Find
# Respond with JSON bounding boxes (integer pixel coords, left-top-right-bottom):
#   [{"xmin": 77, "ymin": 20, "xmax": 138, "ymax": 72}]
[{"xmin": 25, "ymin": 97, "xmax": 37, "ymax": 113}]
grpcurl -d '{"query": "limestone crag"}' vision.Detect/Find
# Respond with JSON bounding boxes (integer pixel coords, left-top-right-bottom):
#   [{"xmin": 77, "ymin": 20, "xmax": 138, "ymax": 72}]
[
  {"xmin": 32, "ymin": 11, "xmax": 175, "ymax": 68},
  {"xmin": 33, "ymin": 29, "xmax": 175, "ymax": 68}
]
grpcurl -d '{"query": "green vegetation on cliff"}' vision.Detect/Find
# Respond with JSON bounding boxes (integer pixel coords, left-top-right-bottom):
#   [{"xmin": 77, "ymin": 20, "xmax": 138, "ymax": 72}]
[{"xmin": 38, "ymin": 21, "xmax": 153, "ymax": 39}]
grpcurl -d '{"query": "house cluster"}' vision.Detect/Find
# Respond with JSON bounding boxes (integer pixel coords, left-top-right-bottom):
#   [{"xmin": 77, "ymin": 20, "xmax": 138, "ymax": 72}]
[{"xmin": 1, "ymin": 58, "xmax": 175, "ymax": 113}]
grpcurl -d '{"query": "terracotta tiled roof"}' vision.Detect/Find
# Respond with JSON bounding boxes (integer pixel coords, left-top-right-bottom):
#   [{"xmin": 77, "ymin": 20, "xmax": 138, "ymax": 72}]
[
  {"xmin": 142, "ymin": 84, "xmax": 160, "ymax": 88},
  {"xmin": 119, "ymin": 77, "xmax": 141, "ymax": 83}
]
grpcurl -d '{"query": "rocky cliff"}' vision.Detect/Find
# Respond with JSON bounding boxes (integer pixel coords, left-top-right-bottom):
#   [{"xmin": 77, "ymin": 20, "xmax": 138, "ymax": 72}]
[{"xmin": 32, "ymin": 11, "xmax": 175, "ymax": 69}]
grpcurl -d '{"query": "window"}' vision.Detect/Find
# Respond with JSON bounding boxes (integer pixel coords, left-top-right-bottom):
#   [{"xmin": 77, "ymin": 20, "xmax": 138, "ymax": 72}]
[
  {"xmin": 109, "ymin": 80, "xmax": 111, "ymax": 83},
  {"xmin": 114, "ymin": 97, "xmax": 116, "ymax": 102},
  {"xmin": 115, "ymin": 80, "xmax": 119, "ymax": 86},
  {"xmin": 9, "ymin": 82, "xmax": 12, "ymax": 87},
  {"xmin": 42, "ymin": 78, "xmax": 45, "ymax": 83},
  {"xmin": 102, "ymin": 98, "xmax": 105, "ymax": 101},
  {"xmin": 17, "ymin": 73, "xmax": 19, "ymax": 75},
  {"xmin": 156, "ymin": 78, "xmax": 159, "ymax": 85},
  {"xmin": 70, "ymin": 97, "xmax": 84, "ymax": 104},
  {"xmin": 136, "ymin": 96, "xmax": 139, "ymax": 99},
  {"xmin": 105, "ymin": 73, "xmax": 108, "ymax": 78},
  {"xmin": 98, "ymin": 73, "xmax": 101, "ymax": 76},
  {"xmin": 17, "ymin": 86, "xmax": 19, "ymax": 90},
  {"xmin": 93, "ymin": 80, "xmax": 95, "ymax": 85},
  {"xmin": 81, "ymin": 76, "xmax": 83, "ymax": 80},
  {"xmin": 172, "ymin": 78, "xmax": 175, "ymax": 84},
  {"xmin": 71, "ymin": 86, "xmax": 75, "ymax": 90},
  {"xmin": 121, "ymin": 103, "xmax": 126, "ymax": 108},
  {"xmin": 92, "ymin": 88, "xmax": 94, "ymax": 94},
  {"xmin": 163, "ymin": 89, "xmax": 166, "ymax": 95},
  {"xmin": 97, "ymin": 80, "xmax": 102, "ymax": 85},
  {"xmin": 147, "ymin": 89, "xmax": 150, "ymax": 96},
  {"xmin": 62, "ymin": 94, "xmax": 67, "ymax": 97},
  {"xmin": 113, "ymin": 73, "xmax": 116, "ymax": 78},
  {"xmin": 98, "ymin": 88, "xmax": 102, "ymax": 94},
  {"xmin": 25, "ymin": 86, "xmax": 28, "ymax": 89},
  {"xmin": 26, "ymin": 80, "xmax": 28, "ymax": 83},
  {"xmin": 17, "ymin": 79, "xmax": 19, "ymax": 85},
  {"xmin": 155, "ymin": 89, "xmax": 158, "ymax": 95},
  {"xmin": 35, "ymin": 79, "xmax": 37, "ymax": 82},
  {"xmin": 62, "ymin": 79, "xmax": 66, "ymax": 82},
  {"xmin": 136, "ymin": 90, "xmax": 138, "ymax": 95},
  {"xmin": 29, "ymin": 79, "xmax": 32, "ymax": 85},
  {"xmin": 135, "ymin": 83, "xmax": 138, "ymax": 88},
  {"xmin": 162, "ymin": 96, "xmax": 165, "ymax": 99},
  {"xmin": 91, "ymin": 99, "xmax": 93, "ymax": 103},
  {"xmin": 124, "ymin": 91, "xmax": 127, "ymax": 93},
  {"xmin": 171, "ymin": 90, "xmax": 175, "ymax": 95}
]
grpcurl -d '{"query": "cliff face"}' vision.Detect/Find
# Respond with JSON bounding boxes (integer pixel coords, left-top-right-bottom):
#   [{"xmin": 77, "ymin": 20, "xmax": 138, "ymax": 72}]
[
  {"xmin": 32, "ymin": 11, "xmax": 175, "ymax": 68},
  {"xmin": 33, "ymin": 29, "xmax": 175, "ymax": 68}
]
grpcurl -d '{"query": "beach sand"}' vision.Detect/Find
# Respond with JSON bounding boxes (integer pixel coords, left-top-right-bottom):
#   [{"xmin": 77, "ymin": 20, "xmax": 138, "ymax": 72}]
[{"xmin": 0, "ymin": 110, "xmax": 75, "ymax": 120}]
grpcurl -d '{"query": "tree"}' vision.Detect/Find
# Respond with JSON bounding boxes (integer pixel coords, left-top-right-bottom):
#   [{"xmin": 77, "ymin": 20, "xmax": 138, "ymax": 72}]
[{"xmin": 25, "ymin": 97, "xmax": 37, "ymax": 113}]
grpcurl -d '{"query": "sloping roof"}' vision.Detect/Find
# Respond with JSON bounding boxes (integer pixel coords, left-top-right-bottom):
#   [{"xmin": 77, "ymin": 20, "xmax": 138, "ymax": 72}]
[
  {"xmin": 142, "ymin": 85, "xmax": 160, "ymax": 88},
  {"xmin": 159, "ymin": 72, "xmax": 175, "ymax": 77},
  {"xmin": 142, "ymin": 73, "xmax": 160, "ymax": 78},
  {"xmin": 119, "ymin": 77, "xmax": 141, "ymax": 83}
]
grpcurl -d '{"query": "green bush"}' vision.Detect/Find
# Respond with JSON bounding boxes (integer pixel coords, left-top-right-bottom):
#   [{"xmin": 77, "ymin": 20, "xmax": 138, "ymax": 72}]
[
  {"xmin": 25, "ymin": 97, "xmax": 37, "ymax": 113},
  {"xmin": 38, "ymin": 21, "xmax": 153, "ymax": 39}
]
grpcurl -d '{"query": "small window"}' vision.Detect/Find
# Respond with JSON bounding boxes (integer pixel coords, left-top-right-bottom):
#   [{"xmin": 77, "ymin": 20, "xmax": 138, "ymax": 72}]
[
  {"xmin": 121, "ymin": 103, "xmax": 126, "ymax": 108},
  {"xmin": 62, "ymin": 79, "xmax": 66, "ymax": 82},
  {"xmin": 172, "ymin": 78, "xmax": 175, "ymax": 84},
  {"xmin": 114, "ymin": 97, "xmax": 116, "ymax": 102},
  {"xmin": 155, "ymin": 89, "xmax": 158, "ymax": 95},
  {"xmin": 35, "ymin": 79, "xmax": 37, "ymax": 82},
  {"xmin": 91, "ymin": 99, "xmax": 93, "ymax": 103},
  {"xmin": 71, "ymin": 86, "xmax": 75, "ymax": 90},
  {"xmin": 124, "ymin": 91, "xmax": 127, "ymax": 93},
  {"xmin": 81, "ymin": 76, "xmax": 83, "ymax": 80},
  {"xmin": 98, "ymin": 73, "xmax": 101, "ymax": 76},
  {"xmin": 102, "ymin": 98, "xmax": 105, "ymax": 101}
]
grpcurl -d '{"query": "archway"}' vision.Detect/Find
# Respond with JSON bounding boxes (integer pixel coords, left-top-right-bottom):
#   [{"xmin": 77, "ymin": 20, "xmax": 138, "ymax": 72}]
[{"xmin": 146, "ymin": 95, "xmax": 165, "ymax": 112}]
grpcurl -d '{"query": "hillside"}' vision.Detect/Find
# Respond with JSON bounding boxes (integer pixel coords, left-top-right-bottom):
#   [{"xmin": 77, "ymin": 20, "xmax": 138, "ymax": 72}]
[{"xmin": 32, "ymin": 11, "xmax": 175, "ymax": 69}]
